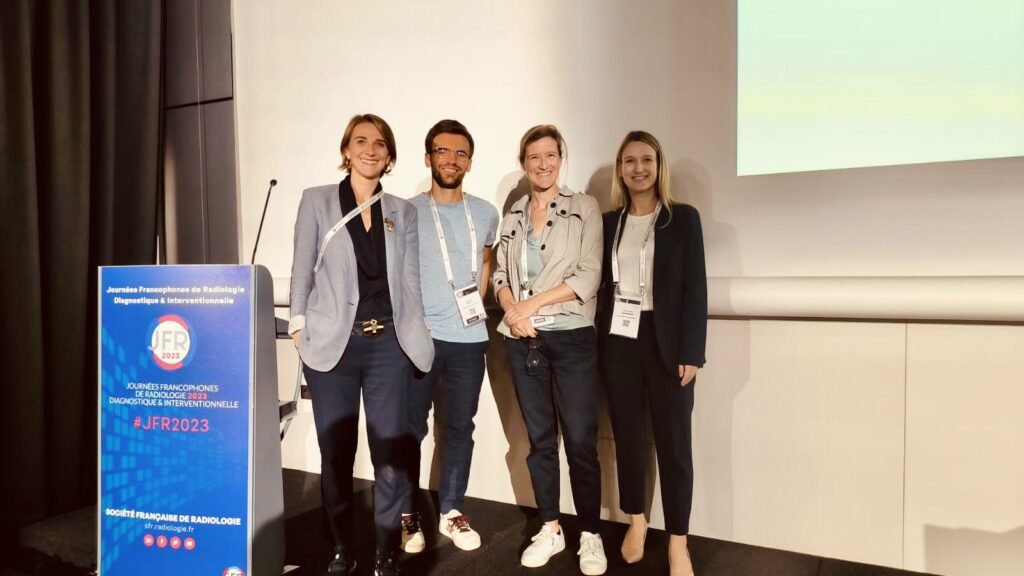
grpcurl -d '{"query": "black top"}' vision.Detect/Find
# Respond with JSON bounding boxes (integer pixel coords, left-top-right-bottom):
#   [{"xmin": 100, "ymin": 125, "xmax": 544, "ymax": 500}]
[
  {"xmin": 338, "ymin": 177, "xmax": 393, "ymax": 321},
  {"xmin": 598, "ymin": 203, "xmax": 708, "ymax": 374}
]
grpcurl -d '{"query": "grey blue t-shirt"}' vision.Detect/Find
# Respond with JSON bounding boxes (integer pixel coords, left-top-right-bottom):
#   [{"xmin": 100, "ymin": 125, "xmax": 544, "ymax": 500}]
[{"xmin": 410, "ymin": 192, "xmax": 499, "ymax": 343}]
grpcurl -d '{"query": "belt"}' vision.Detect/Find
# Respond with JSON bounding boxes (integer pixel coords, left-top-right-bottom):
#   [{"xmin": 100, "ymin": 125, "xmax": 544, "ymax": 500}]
[{"xmin": 351, "ymin": 316, "xmax": 392, "ymax": 338}]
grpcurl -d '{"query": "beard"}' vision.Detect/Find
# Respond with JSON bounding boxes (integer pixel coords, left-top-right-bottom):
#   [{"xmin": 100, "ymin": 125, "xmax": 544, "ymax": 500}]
[{"xmin": 431, "ymin": 164, "xmax": 465, "ymax": 190}]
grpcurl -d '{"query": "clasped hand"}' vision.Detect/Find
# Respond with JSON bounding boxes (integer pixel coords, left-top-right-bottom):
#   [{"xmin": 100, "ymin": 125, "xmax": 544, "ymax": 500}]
[
  {"xmin": 503, "ymin": 298, "xmax": 539, "ymax": 338},
  {"xmin": 503, "ymin": 298, "xmax": 540, "ymax": 326}
]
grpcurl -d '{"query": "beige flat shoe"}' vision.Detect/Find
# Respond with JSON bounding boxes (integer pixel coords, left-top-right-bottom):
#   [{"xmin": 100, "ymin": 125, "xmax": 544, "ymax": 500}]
[
  {"xmin": 669, "ymin": 535, "xmax": 694, "ymax": 576},
  {"xmin": 621, "ymin": 522, "xmax": 647, "ymax": 564}
]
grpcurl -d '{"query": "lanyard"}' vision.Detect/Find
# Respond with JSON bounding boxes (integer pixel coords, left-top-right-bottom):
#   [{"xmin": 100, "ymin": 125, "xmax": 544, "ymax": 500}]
[
  {"xmin": 519, "ymin": 207, "xmax": 531, "ymax": 290},
  {"xmin": 428, "ymin": 191, "xmax": 478, "ymax": 286},
  {"xmin": 313, "ymin": 191, "xmax": 384, "ymax": 274},
  {"xmin": 518, "ymin": 200, "xmax": 552, "ymax": 291},
  {"xmin": 611, "ymin": 204, "xmax": 661, "ymax": 297}
]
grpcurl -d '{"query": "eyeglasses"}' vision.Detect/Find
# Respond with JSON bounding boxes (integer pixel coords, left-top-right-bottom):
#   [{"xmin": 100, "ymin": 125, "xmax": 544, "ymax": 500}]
[{"xmin": 431, "ymin": 147, "xmax": 471, "ymax": 161}]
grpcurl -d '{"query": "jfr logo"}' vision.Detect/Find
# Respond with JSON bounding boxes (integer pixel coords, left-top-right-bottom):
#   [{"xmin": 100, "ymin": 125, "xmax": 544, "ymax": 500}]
[{"xmin": 148, "ymin": 314, "xmax": 193, "ymax": 370}]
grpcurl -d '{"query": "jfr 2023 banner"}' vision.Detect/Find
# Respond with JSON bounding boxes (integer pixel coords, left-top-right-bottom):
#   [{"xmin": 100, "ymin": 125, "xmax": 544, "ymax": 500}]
[{"xmin": 99, "ymin": 266, "xmax": 254, "ymax": 576}]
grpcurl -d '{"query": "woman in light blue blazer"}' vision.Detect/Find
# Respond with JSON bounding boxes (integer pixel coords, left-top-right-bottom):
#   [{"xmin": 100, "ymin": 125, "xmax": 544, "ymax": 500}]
[{"xmin": 289, "ymin": 113, "xmax": 433, "ymax": 576}]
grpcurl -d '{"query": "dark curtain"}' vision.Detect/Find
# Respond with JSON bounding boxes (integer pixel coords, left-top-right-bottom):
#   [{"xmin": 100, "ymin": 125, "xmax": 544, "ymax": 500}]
[{"xmin": 0, "ymin": 0, "xmax": 163, "ymax": 554}]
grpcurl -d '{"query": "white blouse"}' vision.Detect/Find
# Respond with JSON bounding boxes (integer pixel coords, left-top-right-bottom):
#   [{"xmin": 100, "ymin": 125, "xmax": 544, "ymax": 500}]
[{"xmin": 615, "ymin": 211, "xmax": 657, "ymax": 311}]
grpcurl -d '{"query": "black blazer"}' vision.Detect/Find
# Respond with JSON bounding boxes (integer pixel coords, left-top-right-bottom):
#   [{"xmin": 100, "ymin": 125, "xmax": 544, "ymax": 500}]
[{"xmin": 597, "ymin": 203, "xmax": 708, "ymax": 374}]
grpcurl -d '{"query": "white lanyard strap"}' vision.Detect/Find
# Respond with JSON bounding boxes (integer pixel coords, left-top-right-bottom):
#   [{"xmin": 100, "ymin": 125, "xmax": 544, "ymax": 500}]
[
  {"xmin": 611, "ymin": 203, "xmax": 661, "ymax": 297},
  {"xmin": 518, "ymin": 196, "xmax": 555, "ymax": 291},
  {"xmin": 519, "ymin": 207, "xmax": 530, "ymax": 290},
  {"xmin": 313, "ymin": 191, "xmax": 384, "ymax": 274},
  {"xmin": 428, "ymin": 192, "xmax": 478, "ymax": 286}
]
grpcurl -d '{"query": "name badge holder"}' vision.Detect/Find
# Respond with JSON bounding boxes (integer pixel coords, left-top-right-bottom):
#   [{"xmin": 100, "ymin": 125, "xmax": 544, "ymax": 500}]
[
  {"xmin": 609, "ymin": 295, "xmax": 642, "ymax": 338},
  {"xmin": 429, "ymin": 192, "xmax": 486, "ymax": 327},
  {"xmin": 608, "ymin": 204, "xmax": 660, "ymax": 339},
  {"xmin": 455, "ymin": 284, "xmax": 486, "ymax": 326},
  {"xmin": 529, "ymin": 315, "xmax": 555, "ymax": 328}
]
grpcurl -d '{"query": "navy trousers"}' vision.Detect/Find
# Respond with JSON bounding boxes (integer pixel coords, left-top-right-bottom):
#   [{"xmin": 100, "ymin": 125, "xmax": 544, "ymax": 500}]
[
  {"xmin": 505, "ymin": 326, "xmax": 602, "ymax": 534},
  {"xmin": 303, "ymin": 328, "xmax": 412, "ymax": 555},
  {"xmin": 404, "ymin": 338, "xmax": 488, "ymax": 515}
]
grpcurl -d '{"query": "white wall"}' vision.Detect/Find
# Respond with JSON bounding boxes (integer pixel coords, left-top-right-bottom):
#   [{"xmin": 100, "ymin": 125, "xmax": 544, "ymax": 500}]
[
  {"xmin": 904, "ymin": 325, "xmax": 1024, "ymax": 576},
  {"xmin": 234, "ymin": 2, "xmax": 1024, "ymax": 574},
  {"xmin": 233, "ymin": 0, "xmax": 1024, "ymax": 280},
  {"xmin": 692, "ymin": 320, "xmax": 1024, "ymax": 575},
  {"xmin": 274, "ymin": 313, "xmax": 1024, "ymax": 575}
]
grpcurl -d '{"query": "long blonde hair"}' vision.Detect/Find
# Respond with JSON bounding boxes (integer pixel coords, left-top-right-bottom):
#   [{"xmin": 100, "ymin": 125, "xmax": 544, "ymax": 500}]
[{"xmin": 610, "ymin": 131, "xmax": 673, "ymax": 220}]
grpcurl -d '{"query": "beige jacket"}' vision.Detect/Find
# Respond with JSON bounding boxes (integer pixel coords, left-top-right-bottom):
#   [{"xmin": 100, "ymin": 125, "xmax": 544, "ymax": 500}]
[{"xmin": 492, "ymin": 187, "xmax": 603, "ymax": 337}]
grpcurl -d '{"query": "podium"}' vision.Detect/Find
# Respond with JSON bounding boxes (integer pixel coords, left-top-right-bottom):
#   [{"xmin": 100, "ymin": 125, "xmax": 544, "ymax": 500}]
[{"xmin": 97, "ymin": 265, "xmax": 283, "ymax": 576}]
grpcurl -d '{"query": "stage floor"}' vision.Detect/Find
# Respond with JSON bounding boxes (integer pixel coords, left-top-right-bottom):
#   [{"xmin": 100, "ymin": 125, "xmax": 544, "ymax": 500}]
[{"xmin": 12, "ymin": 468, "xmax": 934, "ymax": 576}]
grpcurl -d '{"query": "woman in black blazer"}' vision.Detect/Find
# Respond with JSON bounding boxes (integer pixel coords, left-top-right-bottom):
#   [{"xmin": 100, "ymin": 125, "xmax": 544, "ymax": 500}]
[{"xmin": 597, "ymin": 131, "xmax": 707, "ymax": 576}]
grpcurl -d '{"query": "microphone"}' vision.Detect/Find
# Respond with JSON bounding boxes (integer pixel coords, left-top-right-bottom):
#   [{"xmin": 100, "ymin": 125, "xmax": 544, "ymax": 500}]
[{"xmin": 251, "ymin": 179, "xmax": 278, "ymax": 264}]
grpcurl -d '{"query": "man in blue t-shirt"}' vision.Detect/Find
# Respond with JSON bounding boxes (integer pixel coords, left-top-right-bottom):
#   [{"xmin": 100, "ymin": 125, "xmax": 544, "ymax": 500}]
[{"xmin": 401, "ymin": 120, "xmax": 499, "ymax": 554}]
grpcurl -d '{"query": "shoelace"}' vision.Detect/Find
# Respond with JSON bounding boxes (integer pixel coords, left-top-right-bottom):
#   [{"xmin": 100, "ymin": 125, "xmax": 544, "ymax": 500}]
[
  {"xmin": 397, "ymin": 512, "xmax": 417, "ymax": 537},
  {"xmin": 578, "ymin": 534, "xmax": 602, "ymax": 557},
  {"xmin": 447, "ymin": 514, "xmax": 472, "ymax": 533},
  {"xmin": 531, "ymin": 528, "xmax": 557, "ymax": 546},
  {"xmin": 401, "ymin": 514, "xmax": 421, "ymax": 534}
]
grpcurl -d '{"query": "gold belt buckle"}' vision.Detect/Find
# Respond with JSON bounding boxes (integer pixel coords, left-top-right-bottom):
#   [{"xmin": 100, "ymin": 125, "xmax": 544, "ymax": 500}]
[{"xmin": 361, "ymin": 319, "xmax": 384, "ymax": 337}]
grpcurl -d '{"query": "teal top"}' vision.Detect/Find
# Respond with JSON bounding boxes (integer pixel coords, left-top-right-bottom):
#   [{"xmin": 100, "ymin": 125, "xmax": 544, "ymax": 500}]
[{"xmin": 525, "ymin": 224, "xmax": 592, "ymax": 331}]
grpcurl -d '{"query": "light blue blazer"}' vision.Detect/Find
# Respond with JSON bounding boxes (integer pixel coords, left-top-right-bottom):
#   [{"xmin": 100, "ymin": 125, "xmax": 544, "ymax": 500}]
[{"xmin": 289, "ymin": 184, "xmax": 434, "ymax": 373}]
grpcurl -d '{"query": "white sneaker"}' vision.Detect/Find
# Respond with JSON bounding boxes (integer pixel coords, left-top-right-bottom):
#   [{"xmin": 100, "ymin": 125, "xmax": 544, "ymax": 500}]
[
  {"xmin": 521, "ymin": 524, "xmax": 565, "ymax": 568},
  {"xmin": 400, "ymin": 513, "xmax": 425, "ymax": 554},
  {"xmin": 439, "ymin": 509, "xmax": 481, "ymax": 551},
  {"xmin": 578, "ymin": 531, "xmax": 607, "ymax": 575}
]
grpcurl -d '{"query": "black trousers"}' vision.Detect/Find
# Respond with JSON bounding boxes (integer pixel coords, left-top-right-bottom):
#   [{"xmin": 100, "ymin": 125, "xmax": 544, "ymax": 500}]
[
  {"xmin": 505, "ymin": 326, "xmax": 602, "ymax": 533},
  {"xmin": 604, "ymin": 311, "xmax": 695, "ymax": 535},
  {"xmin": 303, "ymin": 328, "xmax": 412, "ymax": 555}
]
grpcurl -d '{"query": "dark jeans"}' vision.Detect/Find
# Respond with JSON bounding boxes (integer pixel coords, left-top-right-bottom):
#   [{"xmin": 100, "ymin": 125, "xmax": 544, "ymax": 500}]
[
  {"xmin": 505, "ymin": 326, "xmax": 602, "ymax": 533},
  {"xmin": 604, "ymin": 311, "xmax": 695, "ymax": 535},
  {"xmin": 303, "ymin": 328, "xmax": 412, "ymax": 555},
  {"xmin": 404, "ymin": 338, "xmax": 488, "ymax": 515}
]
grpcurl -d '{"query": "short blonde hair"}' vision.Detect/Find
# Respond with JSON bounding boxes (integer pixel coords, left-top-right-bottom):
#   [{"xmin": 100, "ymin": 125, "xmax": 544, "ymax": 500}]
[
  {"xmin": 611, "ymin": 130, "xmax": 673, "ymax": 220},
  {"xmin": 518, "ymin": 124, "xmax": 566, "ymax": 166},
  {"xmin": 338, "ymin": 113, "xmax": 397, "ymax": 175}
]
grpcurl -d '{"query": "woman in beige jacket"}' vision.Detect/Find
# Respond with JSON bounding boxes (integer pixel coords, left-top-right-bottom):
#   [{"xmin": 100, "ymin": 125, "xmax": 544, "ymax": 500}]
[{"xmin": 492, "ymin": 125, "xmax": 606, "ymax": 575}]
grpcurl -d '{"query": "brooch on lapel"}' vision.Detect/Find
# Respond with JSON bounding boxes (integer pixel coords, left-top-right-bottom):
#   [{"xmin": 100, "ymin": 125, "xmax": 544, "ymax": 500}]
[{"xmin": 384, "ymin": 217, "xmax": 394, "ymax": 232}]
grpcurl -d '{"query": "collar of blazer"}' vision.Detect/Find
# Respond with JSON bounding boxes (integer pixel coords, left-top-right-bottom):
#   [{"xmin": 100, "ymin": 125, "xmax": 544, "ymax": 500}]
[
  {"xmin": 379, "ymin": 193, "xmax": 400, "ymax": 231},
  {"xmin": 326, "ymin": 190, "xmax": 400, "ymax": 260},
  {"xmin": 336, "ymin": 190, "xmax": 399, "ymax": 229},
  {"xmin": 508, "ymin": 186, "xmax": 577, "ymax": 228},
  {"xmin": 379, "ymin": 193, "xmax": 400, "ymax": 300},
  {"xmin": 651, "ymin": 204, "xmax": 673, "ymax": 286}
]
